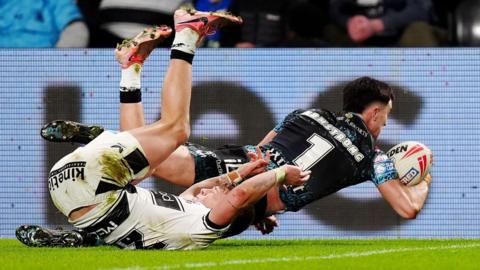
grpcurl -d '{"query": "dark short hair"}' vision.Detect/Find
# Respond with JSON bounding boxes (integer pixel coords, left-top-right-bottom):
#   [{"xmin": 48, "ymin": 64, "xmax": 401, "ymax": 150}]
[
  {"xmin": 221, "ymin": 207, "xmax": 254, "ymax": 238},
  {"xmin": 342, "ymin": 76, "xmax": 394, "ymax": 113}
]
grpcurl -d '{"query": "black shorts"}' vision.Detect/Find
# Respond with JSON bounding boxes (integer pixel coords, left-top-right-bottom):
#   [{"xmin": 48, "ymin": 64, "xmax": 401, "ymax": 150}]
[{"xmin": 186, "ymin": 143, "xmax": 250, "ymax": 183}]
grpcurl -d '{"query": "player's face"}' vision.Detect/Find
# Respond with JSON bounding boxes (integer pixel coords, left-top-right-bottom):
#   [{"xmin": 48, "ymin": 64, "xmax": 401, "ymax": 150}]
[
  {"xmin": 368, "ymin": 100, "xmax": 392, "ymax": 140},
  {"xmin": 194, "ymin": 186, "xmax": 228, "ymax": 209}
]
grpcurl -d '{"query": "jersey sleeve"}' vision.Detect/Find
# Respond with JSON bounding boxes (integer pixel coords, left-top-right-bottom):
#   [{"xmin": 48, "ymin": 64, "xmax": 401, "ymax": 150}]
[
  {"xmin": 273, "ymin": 109, "xmax": 305, "ymax": 132},
  {"xmin": 371, "ymin": 149, "xmax": 399, "ymax": 186}
]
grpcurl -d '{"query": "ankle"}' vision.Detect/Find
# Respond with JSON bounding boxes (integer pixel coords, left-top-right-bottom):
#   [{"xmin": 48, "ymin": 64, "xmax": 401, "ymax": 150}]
[{"xmin": 171, "ymin": 28, "xmax": 200, "ymax": 55}]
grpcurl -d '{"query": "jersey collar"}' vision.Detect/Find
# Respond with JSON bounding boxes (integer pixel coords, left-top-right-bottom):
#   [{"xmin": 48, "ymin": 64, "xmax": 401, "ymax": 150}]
[{"xmin": 344, "ymin": 112, "xmax": 375, "ymax": 147}]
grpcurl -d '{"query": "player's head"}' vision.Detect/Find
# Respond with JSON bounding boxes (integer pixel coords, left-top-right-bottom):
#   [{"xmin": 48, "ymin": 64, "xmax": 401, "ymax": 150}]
[
  {"xmin": 194, "ymin": 186, "xmax": 228, "ymax": 208},
  {"xmin": 342, "ymin": 76, "xmax": 394, "ymax": 139},
  {"xmin": 221, "ymin": 207, "xmax": 256, "ymax": 238}
]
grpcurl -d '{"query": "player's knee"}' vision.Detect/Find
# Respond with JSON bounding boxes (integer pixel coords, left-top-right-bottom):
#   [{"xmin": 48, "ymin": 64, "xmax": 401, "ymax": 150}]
[
  {"xmin": 401, "ymin": 208, "xmax": 419, "ymax": 220},
  {"xmin": 174, "ymin": 123, "xmax": 190, "ymax": 145},
  {"xmin": 165, "ymin": 121, "xmax": 190, "ymax": 146}
]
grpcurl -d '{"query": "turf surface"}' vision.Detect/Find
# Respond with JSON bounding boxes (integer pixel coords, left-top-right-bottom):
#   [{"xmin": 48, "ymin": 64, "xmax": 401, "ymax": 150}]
[{"xmin": 2, "ymin": 239, "xmax": 480, "ymax": 270}]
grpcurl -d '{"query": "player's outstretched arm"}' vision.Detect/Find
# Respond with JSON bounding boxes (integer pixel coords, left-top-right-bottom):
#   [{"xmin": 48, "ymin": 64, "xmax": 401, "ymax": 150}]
[
  {"xmin": 208, "ymin": 165, "xmax": 311, "ymax": 227},
  {"xmin": 377, "ymin": 174, "xmax": 432, "ymax": 219}
]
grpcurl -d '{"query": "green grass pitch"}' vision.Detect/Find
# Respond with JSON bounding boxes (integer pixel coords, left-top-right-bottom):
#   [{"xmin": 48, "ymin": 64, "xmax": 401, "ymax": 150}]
[{"xmin": 2, "ymin": 239, "xmax": 480, "ymax": 270}]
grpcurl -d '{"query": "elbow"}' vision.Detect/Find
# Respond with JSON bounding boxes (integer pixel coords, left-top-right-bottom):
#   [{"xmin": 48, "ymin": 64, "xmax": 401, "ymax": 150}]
[
  {"xmin": 228, "ymin": 187, "xmax": 249, "ymax": 209},
  {"xmin": 399, "ymin": 206, "xmax": 420, "ymax": 220}
]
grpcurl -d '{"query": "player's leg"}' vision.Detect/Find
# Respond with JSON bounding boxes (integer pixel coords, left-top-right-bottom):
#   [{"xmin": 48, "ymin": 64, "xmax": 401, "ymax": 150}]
[
  {"xmin": 39, "ymin": 26, "xmax": 173, "ymax": 142},
  {"xmin": 127, "ymin": 8, "xmax": 242, "ymax": 170},
  {"xmin": 115, "ymin": 25, "xmax": 173, "ymax": 131},
  {"xmin": 153, "ymin": 144, "xmax": 251, "ymax": 187},
  {"xmin": 40, "ymin": 120, "xmax": 225, "ymax": 187},
  {"xmin": 152, "ymin": 145, "xmax": 195, "ymax": 187}
]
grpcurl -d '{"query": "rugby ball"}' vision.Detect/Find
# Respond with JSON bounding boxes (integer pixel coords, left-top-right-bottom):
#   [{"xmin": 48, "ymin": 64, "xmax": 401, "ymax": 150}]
[{"xmin": 386, "ymin": 141, "xmax": 433, "ymax": 186}]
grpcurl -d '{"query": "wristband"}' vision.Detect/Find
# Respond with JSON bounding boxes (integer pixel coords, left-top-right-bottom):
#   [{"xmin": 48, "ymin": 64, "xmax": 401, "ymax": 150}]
[{"xmin": 274, "ymin": 167, "xmax": 286, "ymax": 185}]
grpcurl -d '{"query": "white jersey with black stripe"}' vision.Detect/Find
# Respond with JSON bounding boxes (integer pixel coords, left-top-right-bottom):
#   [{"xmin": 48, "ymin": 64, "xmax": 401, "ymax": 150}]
[{"xmin": 74, "ymin": 187, "xmax": 229, "ymax": 250}]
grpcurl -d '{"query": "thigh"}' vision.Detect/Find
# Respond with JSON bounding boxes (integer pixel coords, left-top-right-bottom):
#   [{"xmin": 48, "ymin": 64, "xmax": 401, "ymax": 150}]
[
  {"xmin": 128, "ymin": 123, "xmax": 183, "ymax": 175},
  {"xmin": 152, "ymin": 145, "xmax": 195, "ymax": 187},
  {"xmin": 86, "ymin": 131, "xmax": 151, "ymax": 182},
  {"xmin": 189, "ymin": 144, "xmax": 250, "ymax": 183}
]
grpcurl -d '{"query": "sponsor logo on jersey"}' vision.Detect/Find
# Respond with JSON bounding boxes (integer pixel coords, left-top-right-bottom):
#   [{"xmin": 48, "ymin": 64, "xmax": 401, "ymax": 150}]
[
  {"xmin": 344, "ymin": 114, "xmax": 369, "ymax": 138},
  {"xmin": 151, "ymin": 191, "xmax": 184, "ymax": 211},
  {"xmin": 48, "ymin": 161, "xmax": 86, "ymax": 191},
  {"xmin": 301, "ymin": 110, "xmax": 364, "ymax": 162},
  {"xmin": 268, "ymin": 148, "xmax": 288, "ymax": 166}
]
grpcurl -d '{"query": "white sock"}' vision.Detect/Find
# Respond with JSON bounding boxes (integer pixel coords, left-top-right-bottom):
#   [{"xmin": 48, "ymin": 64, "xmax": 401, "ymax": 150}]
[
  {"xmin": 171, "ymin": 28, "xmax": 200, "ymax": 55},
  {"xmin": 120, "ymin": 63, "xmax": 142, "ymax": 90}
]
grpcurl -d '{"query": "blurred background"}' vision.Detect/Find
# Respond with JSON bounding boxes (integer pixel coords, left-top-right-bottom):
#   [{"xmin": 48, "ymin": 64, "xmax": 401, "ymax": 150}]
[{"xmin": 2, "ymin": 0, "xmax": 480, "ymax": 48}]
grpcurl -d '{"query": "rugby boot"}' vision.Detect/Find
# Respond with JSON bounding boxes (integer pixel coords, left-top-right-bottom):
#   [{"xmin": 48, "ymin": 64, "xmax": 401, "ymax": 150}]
[
  {"xmin": 174, "ymin": 7, "xmax": 243, "ymax": 45},
  {"xmin": 41, "ymin": 120, "xmax": 104, "ymax": 144},
  {"xmin": 16, "ymin": 225, "xmax": 85, "ymax": 247},
  {"xmin": 115, "ymin": 25, "xmax": 173, "ymax": 69}
]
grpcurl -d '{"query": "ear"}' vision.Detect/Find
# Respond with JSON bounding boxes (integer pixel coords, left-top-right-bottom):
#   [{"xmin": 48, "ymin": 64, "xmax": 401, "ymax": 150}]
[
  {"xmin": 372, "ymin": 106, "xmax": 380, "ymax": 121},
  {"xmin": 363, "ymin": 105, "xmax": 379, "ymax": 123}
]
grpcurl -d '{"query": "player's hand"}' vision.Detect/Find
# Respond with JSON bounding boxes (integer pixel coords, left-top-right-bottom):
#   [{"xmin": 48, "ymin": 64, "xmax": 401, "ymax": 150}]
[
  {"xmin": 254, "ymin": 215, "xmax": 278, "ymax": 235},
  {"xmin": 423, "ymin": 173, "xmax": 432, "ymax": 185},
  {"xmin": 284, "ymin": 165, "xmax": 311, "ymax": 186},
  {"xmin": 238, "ymin": 147, "xmax": 270, "ymax": 177}
]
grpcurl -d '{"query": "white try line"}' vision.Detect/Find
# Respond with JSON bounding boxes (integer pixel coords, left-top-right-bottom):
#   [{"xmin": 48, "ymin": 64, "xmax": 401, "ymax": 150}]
[{"xmin": 104, "ymin": 243, "xmax": 480, "ymax": 270}]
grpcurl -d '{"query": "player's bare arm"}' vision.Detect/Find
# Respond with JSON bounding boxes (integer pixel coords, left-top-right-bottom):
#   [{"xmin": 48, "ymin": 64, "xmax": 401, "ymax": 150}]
[
  {"xmin": 208, "ymin": 165, "xmax": 311, "ymax": 226},
  {"xmin": 181, "ymin": 147, "xmax": 270, "ymax": 199},
  {"xmin": 377, "ymin": 174, "xmax": 432, "ymax": 219}
]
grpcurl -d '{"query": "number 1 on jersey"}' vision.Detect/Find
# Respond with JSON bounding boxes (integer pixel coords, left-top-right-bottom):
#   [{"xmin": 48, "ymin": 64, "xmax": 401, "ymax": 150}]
[{"xmin": 293, "ymin": 133, "xmax": 334, "ymax": 170}]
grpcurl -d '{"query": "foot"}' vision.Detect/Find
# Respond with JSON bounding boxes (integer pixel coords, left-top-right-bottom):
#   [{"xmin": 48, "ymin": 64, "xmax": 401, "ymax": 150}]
[
  {"xmin": 174, "ymin": 7, "xmax": 243, "ymax": 43},
  {"xmin": 41, "ymin": 120, "xmax": 104, "ymax": 144},
  {"xmin": 16, "ymin": 225, "xmax": 84, "ymax": 247},
  {"xmin": 115, "ymin": 25, "xmax": 173, "ymax": 69}
]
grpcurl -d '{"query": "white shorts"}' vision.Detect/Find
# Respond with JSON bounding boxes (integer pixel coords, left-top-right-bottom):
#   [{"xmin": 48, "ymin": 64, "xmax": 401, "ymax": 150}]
[
  {"xmin": 49, "ymin": 131, "xmax": 150, "ymax": 217},
  {"xmin": 76, "ymin": 186, "xmax": 229, "ymax": 250}
]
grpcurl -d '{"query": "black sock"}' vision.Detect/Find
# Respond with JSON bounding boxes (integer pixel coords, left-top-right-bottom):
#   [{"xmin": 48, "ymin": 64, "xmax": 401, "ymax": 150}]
[
  {"xmin": 170, "ymin": 49, "xmax": 194, "ymax": 64},
  {"xmin": 120, "ymin": 88, "xmax": 141, "ymax": 103}
]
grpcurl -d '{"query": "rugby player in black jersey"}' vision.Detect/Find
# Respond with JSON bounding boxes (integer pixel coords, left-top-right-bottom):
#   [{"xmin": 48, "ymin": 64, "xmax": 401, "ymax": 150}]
[{"xmin": 165, "ymin": 77, "xmax": 431, "ymax": 219}]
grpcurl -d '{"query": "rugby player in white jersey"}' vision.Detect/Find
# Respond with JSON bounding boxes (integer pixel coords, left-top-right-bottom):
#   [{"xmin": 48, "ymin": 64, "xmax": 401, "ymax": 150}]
[{"xmin": 17, "ymin": 8, "xmax": 311, "ymax": 250}]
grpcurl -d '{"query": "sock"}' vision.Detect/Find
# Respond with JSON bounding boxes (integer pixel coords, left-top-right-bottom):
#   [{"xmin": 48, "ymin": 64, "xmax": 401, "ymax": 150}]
[
  {"xmin": 120, "ymin": 63, "xmax": 142, "ymax": 90},
  {"xmin": 171, "ymin": 28, "xmax": 200, "ymax": 55},
  {"xmin": 120, "ymin": 63, "xmax": 142, "ymax": 103}
]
